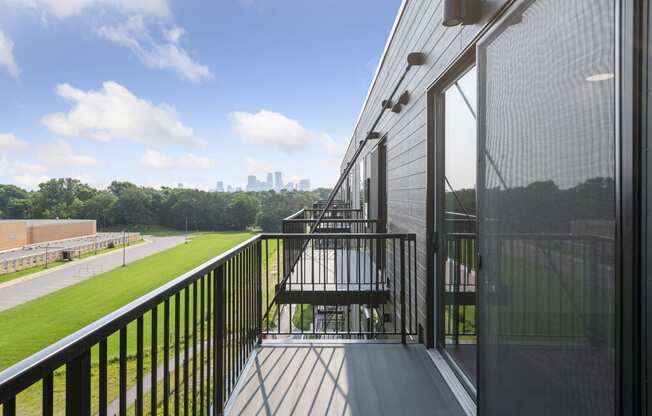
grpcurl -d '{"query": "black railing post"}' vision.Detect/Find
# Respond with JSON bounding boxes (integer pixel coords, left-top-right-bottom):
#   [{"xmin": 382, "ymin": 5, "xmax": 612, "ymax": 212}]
[
  {"xmin": 214, "ymin": 264, "xmax": 224, "ymax": 416},
  {"xmin": 65, "ymin": 350, "xmax": 91, "ymax": 416},
  {"xmin": 400, "ymin": 237, "xmax": 407, "ymax": 344}
]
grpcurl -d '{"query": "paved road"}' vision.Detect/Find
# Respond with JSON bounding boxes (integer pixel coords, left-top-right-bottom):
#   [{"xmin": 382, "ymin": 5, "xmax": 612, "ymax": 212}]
[{"xmin": 0, "ymin": 236, "xmax": 186, "ymax": 312}]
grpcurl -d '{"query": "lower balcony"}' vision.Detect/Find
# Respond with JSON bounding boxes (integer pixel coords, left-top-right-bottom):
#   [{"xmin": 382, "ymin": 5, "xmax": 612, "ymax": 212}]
[{"xmin": 0, "ymin": 233, "xmax": 466, "ymax": 416}]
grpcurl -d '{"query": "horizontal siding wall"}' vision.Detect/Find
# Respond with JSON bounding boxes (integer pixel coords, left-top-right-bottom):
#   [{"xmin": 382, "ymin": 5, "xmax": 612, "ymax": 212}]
[{"xmin": 341, "ymin": 0, "xmax": 509, "ymax": 343}]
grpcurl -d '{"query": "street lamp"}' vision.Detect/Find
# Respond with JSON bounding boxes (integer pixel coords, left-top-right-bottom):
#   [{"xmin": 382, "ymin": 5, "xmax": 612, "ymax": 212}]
[{"xmin": 122, "ymin": 231, "xmax": 126, "ymax": 267}]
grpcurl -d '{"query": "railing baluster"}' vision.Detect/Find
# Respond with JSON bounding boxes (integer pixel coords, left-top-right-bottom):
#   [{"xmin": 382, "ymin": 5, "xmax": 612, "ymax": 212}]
[
  {"xmin": 163, "ymin": 299, "xmax": 170, "ymax": 416},
  {"xmin": 174, "ymin": 293, "xmax": 181, "ymax": 416},
  {"xmin": 193, "ymin": 280, "xmax": 198, "ymax": 416},
  {"xmin": 184, "ymin": 286, "xmax": 190, "ymax": 416},
  {"xmin": 400, "ymin": 237, "xmax": 406, "ymax": 344},
  {"xmin": 99, "ymin": 339, "xmax": 107, "ymax": 416},
  {"xmin": 2, "ymin": 398, "xmax": 15, "ymax": 416},
  {"xmin": 42, "ymin": 372, "xmax": 53, "ymax": 416},
  {"xmin": 206, "ymin": 272, "xmax": 212, "ymax": 414},
  {"xmin": 151, "ymin": 306, "xmax": 158, "ymax": 416},
  {"xmin": 214, "ymin": 264, "xmax": 224, "ymax": 415},
  {"xmin": 119, "ymin": 327, "xmax": 127, "ymax": 416},
  {"xmin": 200, "ymin": 275, "xmax": 205, "ymax": 416},
  {"xmin": 136, "ymin": 316, "xmax": 144, "ymax": 416}
]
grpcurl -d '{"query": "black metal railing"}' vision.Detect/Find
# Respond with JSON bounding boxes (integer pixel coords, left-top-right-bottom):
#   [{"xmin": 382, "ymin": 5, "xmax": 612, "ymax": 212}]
[
  {"xmin": 312, "ymin": 200, "xmax": 351, "ymax": 210},
  {"xmin": 486, "ymin": 233, "xmax": 614, "ymax": 343},
  {"xmin": 0, "ymin": 230, "xmax": 418, "ymax": 414},
  {"xmin": 443, "ymin": 211, "xmax": 478, "ymax": 342},
  {"xmin": 0, "ymin": 236, "xmax": 262, "ymax": 416},
  {"xmin": 444, "ymin": 232, "xmax": 477, "ymax": 342},
  {"xmin": 304, "ymin": 208, "xmax": 363, "ymax": 220},
  {"xmin": 260, "ymin": 233, "xmax": 418, "ymax": 342}
]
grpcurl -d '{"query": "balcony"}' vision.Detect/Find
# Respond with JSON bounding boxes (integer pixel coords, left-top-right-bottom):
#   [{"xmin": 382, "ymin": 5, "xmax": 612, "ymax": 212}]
[{"xmin": 0, "ymin": 211, "xmax": 465, "ymax": 416}]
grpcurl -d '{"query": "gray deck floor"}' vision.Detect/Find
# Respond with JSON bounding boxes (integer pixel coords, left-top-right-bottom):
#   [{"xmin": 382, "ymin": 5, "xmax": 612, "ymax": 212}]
[{"xmin": 227, "ymin": 343, "xmax": 465, "ymax": 416}]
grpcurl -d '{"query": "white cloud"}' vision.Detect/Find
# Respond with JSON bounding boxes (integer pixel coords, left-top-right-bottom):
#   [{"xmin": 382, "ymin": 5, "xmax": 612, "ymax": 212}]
[
  {"xmin": 41, "ymin": 81, "xmax": 205, "ymax": 146},
  {"xmin": 13, "ymin": 0, "xmax": 171, "ymax": 19},
  {"xmin": 38, "ymin": 139, "xmax": 99, "ymax": 166},
  {"xmin": 98, "ymin": 16, "xmax": 212, "ymax": 82},
  {"xmin": 0, "ymin": 133, "xmax": 28, "ymax": 151},
  {"xmin": 0, "ymin": 30, "xmax": 19, "ymax": 78},
  {"xmin": 141, "ymin": 149, "xmax": 212, "ymax": 169},
  {"xmin": 165, "ymin": 26, "xmax": 185, "ymax": 44},
  {"xmin": 229, "ymin": 110, "xmax": 313, "ymax": 153},
  {"xmin": 0, "ymin": 156, "xmax": 49, "ymax": 189}
]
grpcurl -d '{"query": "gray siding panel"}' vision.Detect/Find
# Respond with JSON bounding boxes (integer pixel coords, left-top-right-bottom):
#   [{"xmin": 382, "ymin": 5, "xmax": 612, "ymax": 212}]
[{"xmin": 340, "ymin": 0, "xmax": 510, "ymax": 340}]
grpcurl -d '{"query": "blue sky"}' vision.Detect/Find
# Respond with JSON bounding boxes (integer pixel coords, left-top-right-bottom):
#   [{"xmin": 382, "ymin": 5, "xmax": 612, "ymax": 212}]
[{"xmin": 0, "ymin": 0, "xmax": 399, "ymax": 190}]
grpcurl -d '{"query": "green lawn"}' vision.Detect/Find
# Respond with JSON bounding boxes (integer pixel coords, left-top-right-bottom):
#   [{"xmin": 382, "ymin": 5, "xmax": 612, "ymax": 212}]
[
  {"xmin": 0, "ymin": 231, "xmax": 253, "ymax": 370},
  {"xmin": 292, "ymin": 304, "xmax": 314, "ymax": 331}
]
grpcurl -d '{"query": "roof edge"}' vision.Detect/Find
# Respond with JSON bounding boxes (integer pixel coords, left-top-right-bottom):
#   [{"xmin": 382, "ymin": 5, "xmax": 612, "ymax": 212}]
[{"xmin": 341, "ymin": 0, "xmax": 409, "ymax": 169}]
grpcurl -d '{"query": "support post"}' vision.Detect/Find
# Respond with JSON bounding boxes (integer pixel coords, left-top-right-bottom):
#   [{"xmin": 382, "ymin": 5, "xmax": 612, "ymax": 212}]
[{"xmin": 65, "ymin": 350, "xmax": 91, "ymax": 416}]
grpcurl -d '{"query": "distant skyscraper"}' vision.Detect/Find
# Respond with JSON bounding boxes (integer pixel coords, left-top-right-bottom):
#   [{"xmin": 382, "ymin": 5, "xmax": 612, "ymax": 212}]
[
  {"xmin": 299, "ymin": 179, "xmax": 311, "ymax": 191},
  {"xmin": 274, "ymin": 172, "xmax": 283, "ymax": 191},
  {"xmin": 246, "ymin": 175, "xmax": 257, "ymax": 192},
  {"xmin": 227, "ymin": 185, "xmax": 234, "ymax": 192},
  {"xmin": 266, "ymin": 173, "xmax": 273, "ymax": 190},
  {"xmin": 236, "ymin": 186, "xmax": 243, "ymax": 192},
  {"xmin": 177, "ymin": 183, "xmax": 183, "ymax": 189},
  {"xmin": 285, "ymin": 182, "xmax": 295, "ymax": 191},
  {"xmin": 216, "ymin": 181, "xmax": 224, "ymax": 192}
]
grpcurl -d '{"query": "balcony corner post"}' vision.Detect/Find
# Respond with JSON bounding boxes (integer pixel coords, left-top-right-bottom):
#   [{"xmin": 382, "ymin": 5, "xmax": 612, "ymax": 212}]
[{"xmin": 65, "ymin": 349, "xmax": 91, "ymax": 416}]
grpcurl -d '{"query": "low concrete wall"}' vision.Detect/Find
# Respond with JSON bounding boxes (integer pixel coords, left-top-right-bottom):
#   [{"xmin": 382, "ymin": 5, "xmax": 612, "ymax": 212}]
[{"xmin": 0, "ymin": 233, "xmax": 141, "ymax": 275}]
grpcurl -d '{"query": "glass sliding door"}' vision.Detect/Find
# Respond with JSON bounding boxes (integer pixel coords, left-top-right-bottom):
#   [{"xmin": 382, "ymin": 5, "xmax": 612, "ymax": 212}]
[
  {"xmin": 436, "ymin": 64, "xmax": 478, "ymax": 390},
  {"xmin": 477, "ymin": 1, "xmax": 616, "ymax": 415}
]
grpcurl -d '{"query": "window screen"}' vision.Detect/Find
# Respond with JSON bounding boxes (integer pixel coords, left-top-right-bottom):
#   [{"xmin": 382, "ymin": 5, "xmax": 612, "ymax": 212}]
[{"xmin": 477, "ymin": 1, "xmax": 616, "ymax": 415}]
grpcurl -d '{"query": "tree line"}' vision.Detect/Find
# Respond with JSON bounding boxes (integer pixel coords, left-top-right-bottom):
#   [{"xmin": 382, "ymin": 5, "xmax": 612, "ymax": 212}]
[{"xmin": 0, "ymin": 179, "xmax": 330, "ymax": 232}]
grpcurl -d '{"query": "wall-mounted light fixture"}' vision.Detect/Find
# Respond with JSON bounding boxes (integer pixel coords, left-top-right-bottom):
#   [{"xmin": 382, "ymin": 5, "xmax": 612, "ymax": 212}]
[
  {"xmin": 398, "ymin": 91, "xmax": 410, "ymax": 106},
  {"xmin": 443, "ymin": 0, "xmax": 480, "ymax": 27},
  {"xmin": 368, "ymin": 132, "xmax": 381, "ymax": 140},
  {"xmin": 407, "ymin": 52, "xmax": 426, "ymax": 67},
  {"xmin": 391, "ymin": 103, "xmax": 402, "ymax": 114},
  {"xmin": 382, "ymin": 99, "xmax": 393, "ymax": 109}
]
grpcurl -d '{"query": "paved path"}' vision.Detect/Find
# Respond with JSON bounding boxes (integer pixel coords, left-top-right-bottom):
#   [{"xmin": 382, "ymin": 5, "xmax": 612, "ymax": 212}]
[{"xmin": 0, "ymin": 236, "xmax": 186, "ymax": 312}]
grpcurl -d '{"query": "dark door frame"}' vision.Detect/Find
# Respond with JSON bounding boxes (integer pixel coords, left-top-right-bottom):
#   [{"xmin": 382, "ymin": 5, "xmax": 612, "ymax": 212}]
[
  {"xmin": 621, "ymin": 0, "xmax": 647, "ymax": 414},
  {"xmin": 425, "ymin": 48, "xmax": 477, "ymax": 398}
]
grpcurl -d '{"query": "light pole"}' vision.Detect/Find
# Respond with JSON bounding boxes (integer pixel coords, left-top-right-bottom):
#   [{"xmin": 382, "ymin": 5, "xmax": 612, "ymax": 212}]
[
  {"xmin": 94, "ymin": 234, "xmax": 98, "ymax": 255},
  {"xmin": 122, "ymin": 231, "xmax": 126, "ymax": 267}
]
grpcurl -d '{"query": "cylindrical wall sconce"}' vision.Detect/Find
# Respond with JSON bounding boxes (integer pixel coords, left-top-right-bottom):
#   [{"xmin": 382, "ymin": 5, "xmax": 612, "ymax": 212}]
[{"xmin": 443, "ymin": 0, "xmax": 480, "ymax": 27}]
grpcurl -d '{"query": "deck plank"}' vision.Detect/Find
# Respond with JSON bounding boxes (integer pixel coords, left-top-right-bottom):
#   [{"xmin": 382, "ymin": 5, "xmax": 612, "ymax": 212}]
[{"xmin": 227, "ymin": 343, "xmax": 465, "ymax": 416}]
